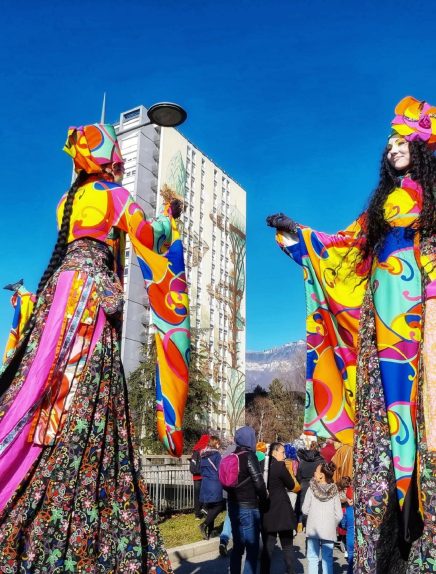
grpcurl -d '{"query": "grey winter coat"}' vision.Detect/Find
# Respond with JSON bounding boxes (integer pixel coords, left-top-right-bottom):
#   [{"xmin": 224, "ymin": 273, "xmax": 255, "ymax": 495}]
[{"xmin": 302, "ymin": 479, "xmax": 342, "ymax": 542}]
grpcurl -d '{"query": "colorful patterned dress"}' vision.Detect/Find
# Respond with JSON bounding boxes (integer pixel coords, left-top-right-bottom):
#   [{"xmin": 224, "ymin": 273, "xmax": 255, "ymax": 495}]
[
  {"xmin": 277, "ymin": 177, "xmax": 436, "ymax": 573},
  {"xmin": 0, "ymin": 177, "xmax": 190, "ymax": 573}
]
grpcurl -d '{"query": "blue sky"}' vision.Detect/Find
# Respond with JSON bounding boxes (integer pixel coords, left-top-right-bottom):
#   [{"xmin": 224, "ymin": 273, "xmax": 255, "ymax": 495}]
[{"xmin": 0, "ymin": 0, "xmax": 435, "ymax": 352}]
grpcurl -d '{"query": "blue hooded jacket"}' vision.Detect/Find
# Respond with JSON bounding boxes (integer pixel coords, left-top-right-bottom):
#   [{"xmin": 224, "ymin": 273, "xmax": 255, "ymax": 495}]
[
  {"xmin": 235, "ymin": 426, "xmax": 256, "ymax": 451},
  {"xmin": 199, "ymin": 448, "xmax": 223, "ymax": 503}
]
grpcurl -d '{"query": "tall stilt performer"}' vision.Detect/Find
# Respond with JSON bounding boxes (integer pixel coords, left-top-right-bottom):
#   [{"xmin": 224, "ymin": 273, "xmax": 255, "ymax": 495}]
[
  {"xmin": 0, "ymin": 122, "xmax": 190, "ymax": 572},
  {"xmin": 267, "ymin": 96, "xmax": 435, "ymax": 573}
]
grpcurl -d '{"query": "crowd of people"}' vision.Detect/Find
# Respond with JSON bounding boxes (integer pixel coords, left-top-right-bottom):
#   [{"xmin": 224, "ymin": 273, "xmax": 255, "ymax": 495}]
[{"xmin": 190, "ymin": 427, "xmax": 355, "ymax": 574}]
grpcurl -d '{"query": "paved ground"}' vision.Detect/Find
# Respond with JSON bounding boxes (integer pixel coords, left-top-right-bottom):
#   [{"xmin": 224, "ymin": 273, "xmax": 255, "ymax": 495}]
[{"xmin": 173, "ymin": 533, "xmax": 348, "ymax": 573}]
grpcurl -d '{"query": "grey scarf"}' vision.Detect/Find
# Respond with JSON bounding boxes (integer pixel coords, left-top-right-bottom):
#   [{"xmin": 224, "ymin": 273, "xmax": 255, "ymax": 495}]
[{"xmin": 309, "ymin": 478, "xmax": 338, "ymax": 501}]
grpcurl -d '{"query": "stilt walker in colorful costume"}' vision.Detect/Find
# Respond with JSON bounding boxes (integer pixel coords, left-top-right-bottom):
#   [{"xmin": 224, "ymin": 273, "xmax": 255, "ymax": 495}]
[
  {"xmin": 267, "ymin": 96, "xmax": 436, "ymax": 573},
  {"xmin": 0, "ymin": 123, "xmax": 190, "ymax": 572}
]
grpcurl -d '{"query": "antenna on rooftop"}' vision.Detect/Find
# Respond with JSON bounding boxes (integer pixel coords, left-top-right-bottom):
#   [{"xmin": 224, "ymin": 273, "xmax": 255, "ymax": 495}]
[{"xmin": 100, "ymin": 92, "xmax": 107, "ymax": 123}]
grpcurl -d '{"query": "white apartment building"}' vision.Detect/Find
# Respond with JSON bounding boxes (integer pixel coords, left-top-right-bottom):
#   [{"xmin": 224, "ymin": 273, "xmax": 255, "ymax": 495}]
[{"xmin": 114, "ymin": 106, "xmax": 246, "ymax": 437}]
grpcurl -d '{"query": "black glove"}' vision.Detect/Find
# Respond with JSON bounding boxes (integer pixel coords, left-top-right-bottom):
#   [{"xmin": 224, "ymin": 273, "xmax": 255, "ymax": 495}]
[
  {"xmin": 170, "ymin": 199, "xmax": 183, "ymax": 219},
  {"xmin": 266, "ymin": 212, "xmax": 297, "ymax": 233}
]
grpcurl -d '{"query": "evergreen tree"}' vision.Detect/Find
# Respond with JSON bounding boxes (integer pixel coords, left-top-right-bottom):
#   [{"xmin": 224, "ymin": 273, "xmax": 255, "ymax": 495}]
[
  {"xmin": 127, "ymin": 328, "xmax": 219, "ymax": 454},
  {"xmin": 253, "ymin": 384, "xmax": 268, "ymax": 397}
]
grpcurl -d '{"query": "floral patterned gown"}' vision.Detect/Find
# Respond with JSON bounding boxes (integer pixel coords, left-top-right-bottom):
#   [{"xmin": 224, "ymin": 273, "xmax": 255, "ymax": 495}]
[
  {"xmin": 276, "ymin": 177, "xmax": 436, "ymax": 573},
  {"xmin": 0, "ymin": 177, "xmax": 190, "ymax": 573}
]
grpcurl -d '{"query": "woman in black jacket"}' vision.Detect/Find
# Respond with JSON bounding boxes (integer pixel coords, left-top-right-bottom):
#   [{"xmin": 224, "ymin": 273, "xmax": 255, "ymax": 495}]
[{"xmin": 261, "ymin": 443, "xmax": 298, "ymax": 574}]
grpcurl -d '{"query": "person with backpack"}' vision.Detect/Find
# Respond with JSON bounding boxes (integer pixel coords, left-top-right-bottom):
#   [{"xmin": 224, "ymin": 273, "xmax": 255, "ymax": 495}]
[
  {"xmin": 302, "ymin": 461, "xmax": 343, "ymax": 574},
  {"xmin": 260, "ymin": 443, "xmax": 298, "ymax": 574},
  {"xmin": 190, "ymin": 434, "xmax": 210, "ymax": 519},
  {"xmin": 219, "ymin": 442, "xmax": 236, "ymax": 557},
  {"xmin": 222, "ymin": 426, "xmax": 268, "ymax": 574},
  {"xmin": 198, "ymin": 436, "xmax": 224, "ymax": 539}
]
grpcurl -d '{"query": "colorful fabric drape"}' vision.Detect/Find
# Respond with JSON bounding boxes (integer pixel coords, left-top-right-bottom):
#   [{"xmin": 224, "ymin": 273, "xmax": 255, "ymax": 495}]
[
  {"xmin": 0, "ymin": 240, "xmax": 172, "ymax": 572},
  {"xmin": 277, "ymin": 176, "xmax": 436, "ymax": 572}
]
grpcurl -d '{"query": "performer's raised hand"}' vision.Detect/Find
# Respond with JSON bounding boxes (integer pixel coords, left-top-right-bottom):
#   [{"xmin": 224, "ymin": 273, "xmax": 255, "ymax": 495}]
[{"xmin": 266, "ymin": 212, "xmax": 296, "ymax": 232}]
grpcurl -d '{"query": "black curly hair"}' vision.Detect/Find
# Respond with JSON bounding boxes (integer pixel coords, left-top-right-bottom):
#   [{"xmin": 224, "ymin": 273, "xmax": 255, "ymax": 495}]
[
  {"xmin": 34, "ymin": 169, "xmax": 90, "ymax": 302},
  {"xmin": 360, "ymin": 139, "xmax": 436, "ymax": 262}
]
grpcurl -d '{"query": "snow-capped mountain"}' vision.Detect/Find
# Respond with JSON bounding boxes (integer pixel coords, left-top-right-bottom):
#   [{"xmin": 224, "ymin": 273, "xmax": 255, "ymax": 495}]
[{"xmin": 245, "ymin": 341, "xmax": 306, "ymax": 393}]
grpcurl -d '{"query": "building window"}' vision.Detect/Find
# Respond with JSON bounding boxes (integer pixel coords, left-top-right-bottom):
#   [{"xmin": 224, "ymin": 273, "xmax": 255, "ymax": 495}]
[{"xmin": 123, "ymin": 109, "xmax": 140, "ymax": 121}]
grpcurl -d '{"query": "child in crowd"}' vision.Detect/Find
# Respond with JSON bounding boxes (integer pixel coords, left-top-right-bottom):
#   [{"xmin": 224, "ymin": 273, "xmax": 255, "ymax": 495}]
[
  {"xmin": 302, "ymin": 461, "xmax": 343, "ymax": 574},
  {"xmin": 340, "ymin": 487, "xmax": 355, "ymax": 574},
  {"xmin": 336, "ymin": 476, "xmax": 352, "ymax": 556}
]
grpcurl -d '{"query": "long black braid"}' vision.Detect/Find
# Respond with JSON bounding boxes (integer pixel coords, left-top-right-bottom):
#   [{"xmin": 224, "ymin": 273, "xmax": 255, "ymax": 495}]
[
  {"xmin": 34, "ymin": 169, "xmax": 89, "ymax": 302},
  {"xmin": 360, "ymin": 139, "xmax": 436, "ymax": 262}
]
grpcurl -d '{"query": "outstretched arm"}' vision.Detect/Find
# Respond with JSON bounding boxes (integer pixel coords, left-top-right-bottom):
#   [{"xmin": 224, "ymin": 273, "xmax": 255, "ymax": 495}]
[
  {"xmin": 266, "ymin": 210, "xmax": 368, "ymax": 446},
  {"xmin": 114, "ymin": 188, "xmax": 183, "ymax": 283}
]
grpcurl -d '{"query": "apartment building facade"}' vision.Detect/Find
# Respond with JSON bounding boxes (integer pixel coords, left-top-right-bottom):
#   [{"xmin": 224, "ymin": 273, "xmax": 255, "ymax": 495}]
[{"xmin": 114, "ymin": 106, "xmax": 246, "ymax": 436}]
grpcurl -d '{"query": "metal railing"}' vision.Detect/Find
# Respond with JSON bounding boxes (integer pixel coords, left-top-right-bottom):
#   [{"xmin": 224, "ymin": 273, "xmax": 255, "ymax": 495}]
[{"xmin": 142, "ymin": 462, "xmax": 194, "ymax": 514}]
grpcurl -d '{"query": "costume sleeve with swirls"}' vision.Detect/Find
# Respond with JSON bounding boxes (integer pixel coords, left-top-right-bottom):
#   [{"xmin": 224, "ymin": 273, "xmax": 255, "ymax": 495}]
[
  {"xmin": 275, "ymin": 218, "xmax": 368, "ymax": 445},
  {"xmin": 115, "ymin": 187, "xmax": 190, "ymax": 457}
]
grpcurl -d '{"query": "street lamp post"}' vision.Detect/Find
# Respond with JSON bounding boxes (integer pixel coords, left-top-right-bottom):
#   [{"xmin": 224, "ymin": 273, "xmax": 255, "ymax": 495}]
[{"xmin": 116, "ymin": 102, "xmax": 187, "ymax": 136}]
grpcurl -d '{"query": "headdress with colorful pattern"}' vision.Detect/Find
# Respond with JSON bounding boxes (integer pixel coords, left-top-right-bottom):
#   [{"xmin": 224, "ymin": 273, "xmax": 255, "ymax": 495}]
[
  {"xmin": 63, "ymin": 123, "xmax": 123, "ymax": 173},
  {"xmin": 391, "ymin": 96, "xmax": 436, "ymax": 149}
]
